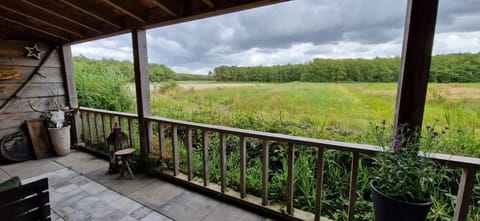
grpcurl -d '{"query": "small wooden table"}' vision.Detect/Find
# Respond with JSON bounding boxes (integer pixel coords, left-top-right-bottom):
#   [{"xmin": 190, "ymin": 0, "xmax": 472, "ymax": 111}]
[{"xmin": 115, "ymin": 148, "xmax": 135, "ymax": 179}]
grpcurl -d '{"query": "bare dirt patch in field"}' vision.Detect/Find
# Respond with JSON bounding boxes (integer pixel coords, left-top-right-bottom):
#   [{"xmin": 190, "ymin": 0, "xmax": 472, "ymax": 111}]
[
  {"xmin": 432, "ymin": 86, "xmax": 480, "ymax": 100},
  {"xmin": 177, "ymin": 83, "xmax": 262, "ymax": 90}
]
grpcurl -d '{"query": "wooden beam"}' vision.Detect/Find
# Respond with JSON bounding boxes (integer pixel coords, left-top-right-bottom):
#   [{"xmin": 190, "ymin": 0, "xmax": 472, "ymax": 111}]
[
  {"xmin": 394, "ymin": 0, "xmax": 439, "ymax": 134},
  {"xmin": 203, "ymin": 0, "xmax": 215, "ymax": 8},
  {"xmin": 59, "ymin": 0, "xmax": 123, "ymax": 29},
  {"xmin": 60, "ymin": 44, "xmax": 81, "ymax": 144},
  {"xmin": 132, "ymin": 29, "xmax": 151, "ymax": 161},
  {"xmin": 0, "ymin": 15, "xmax": 70, "ymax": 41},
  {"xmin": 103, "ymin": 0, "xmax": 147, "ymax": 23},
  {"xmin": 151, "ymin": 0, "xmax": 177, "ymax": 16},
  {"xmin": 21, "ymin": 0, "xmax": 102, "ymax": 34},
  {"xmin": 0, "ymin": 1, "xmax": 84, "ymax": 37}
]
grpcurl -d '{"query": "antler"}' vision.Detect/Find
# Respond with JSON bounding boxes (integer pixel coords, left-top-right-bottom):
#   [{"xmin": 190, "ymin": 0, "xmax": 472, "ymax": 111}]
[
  {"xmin": 62, "ymin": 106, "xmax": 79, "ymax": 113},
  {"xmin": 28, "ymin": 101, "xmax": 49, "ymax": 114}
]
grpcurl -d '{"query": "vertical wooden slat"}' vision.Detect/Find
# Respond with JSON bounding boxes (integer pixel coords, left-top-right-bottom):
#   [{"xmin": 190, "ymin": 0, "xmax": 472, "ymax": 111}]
[
  {"xmin": 453, "ymin": 168, "xmax": 476, "ymax": 221},
  {"xmin": 158, "ymin": 123, "xmax": 165, "ymax": 165},
  {"xmin": 129, "ymin": 118, "xmax": 135, "ymax": 149},
  {"xmin": 240, "ymin": 136, "xmax": 247, "ymax": 198},
  {"xmin": 286, "ymin": 143, "xmax": 294, "ymax": 215},
  {"xmin": 81, "ymin": 111, "xmax": 88, "ymax": 143},
  {"xmin": 110, "ymin": 115, "xmax": 115, "ymax": 130},
  {"xmin": 88, "ymin": 112, "xmax": 94, "ymax": 143},
  {"xmin": 95, "ymin": 113, "xmax": 102, "ymax": 143},
  {"xmin": 202, "ymin": 130, "xmax": 209, "ymax": 186},
  {"xmin": 102, "ymin": 114, "xmax": 109, "ymax": 152},
  {"xmin": 172, "ymin": 125, "xmax": 179, "ymax": 176},
  {"xmin": 146, "ymin": 120, "xmax": 153, "ymax": 153},
  {"xmin": 186, "ymin": 128, "xmax": 193, "ymax": 181},
  {"xmin": 220, "ymin": 133, "xmax": 227, "ymax": 193},
  {"xmin": 119, "ymin": 117, "xmax": 125, "ymax": 131},
  {"xmin": 314, "ymin": 148, "xmax": 325, "ymax": 221},
  {"xmin": 261, "ymin": 140, "xmax": 269, "ymax": 205},
  {"xmin": 348, "ymin": 152, "xmax": 360, "ymax": 221}
]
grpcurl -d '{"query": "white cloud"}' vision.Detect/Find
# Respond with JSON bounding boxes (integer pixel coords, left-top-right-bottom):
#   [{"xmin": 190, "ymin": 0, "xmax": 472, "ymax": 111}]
[{"xmin": 71, "ymin": 0, "xmax": 480, "ymax": 75}]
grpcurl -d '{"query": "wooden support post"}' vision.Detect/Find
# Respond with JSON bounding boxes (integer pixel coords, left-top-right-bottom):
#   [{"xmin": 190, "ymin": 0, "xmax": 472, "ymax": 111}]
[
  {"xmin": 132, "ymin": 29, "xmax": 151, "ymax": 161},
  {"xmin": 61, "ymin": 44, "xmax": 81, "ymax": 144},
  {"xmin": 394, "ymin": 0, "xmax": 439, "ymax": 135},
  {"xmin": 453, "ymin": 168, "xmax": 476, "ymax": 221}
]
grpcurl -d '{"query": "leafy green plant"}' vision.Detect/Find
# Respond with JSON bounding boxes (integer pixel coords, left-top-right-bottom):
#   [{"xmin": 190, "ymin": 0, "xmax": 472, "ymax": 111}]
[{"xmin": 371, "ymin": 123, "xmax": 442, "ymax": 203}]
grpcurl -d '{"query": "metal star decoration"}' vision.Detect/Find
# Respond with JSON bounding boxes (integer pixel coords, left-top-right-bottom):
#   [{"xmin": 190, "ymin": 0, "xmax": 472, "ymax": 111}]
[{"xmin": 24, "ymin": 44, "xmax": 44, "ymax": 60}]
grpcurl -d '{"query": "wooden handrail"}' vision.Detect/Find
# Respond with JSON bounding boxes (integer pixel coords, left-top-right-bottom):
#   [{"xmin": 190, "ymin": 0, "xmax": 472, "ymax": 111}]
[{"xmin": 77, "ymin": 106, "xmax": 480, "ymax": 221}]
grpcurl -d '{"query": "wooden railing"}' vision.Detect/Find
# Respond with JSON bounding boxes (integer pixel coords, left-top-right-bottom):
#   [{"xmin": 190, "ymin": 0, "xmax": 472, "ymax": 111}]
[{"xmin": 77, "ymin": 107, "xmax": 480, "ymax": 221}]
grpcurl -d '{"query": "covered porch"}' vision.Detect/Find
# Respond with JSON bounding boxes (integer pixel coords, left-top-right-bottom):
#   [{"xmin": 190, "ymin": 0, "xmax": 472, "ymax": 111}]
[{"xmin": 1, "ymin": 0, "xmax": 479, "ymax": 220}]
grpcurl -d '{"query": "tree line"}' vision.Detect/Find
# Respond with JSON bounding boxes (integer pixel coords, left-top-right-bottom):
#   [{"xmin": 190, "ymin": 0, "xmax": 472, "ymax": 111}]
[{"xmin": 213, "ymin": 53, "xmax": 480, "ymax": 83}]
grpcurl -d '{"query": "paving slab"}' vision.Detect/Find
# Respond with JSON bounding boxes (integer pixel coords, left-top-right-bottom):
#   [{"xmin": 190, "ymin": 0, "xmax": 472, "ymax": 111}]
[
  {"xmin": 85, "ymin": 168, "xmax": 158, "ymax": 195},
  {"xmin": 25, "ymin": 167, "xmax": 172, "ymax": 221},
  {"xmin": 128, "ymin": 179, "xmax": 185, "ymax": 210},
  {"xmin": 201, "ymin": 202, "xmax": 266, "ymax": 221},
  {"xmin": 0, "ymin": 158, "xmax": 63, "ymax": 179},
  {"xmin": 159, "ymin": 191, "xmax": 220, "ymax": 221},
  {"xmin": 0, "ymin": 168, "xmax": 10, "ymax": 182},
  {"xmin": 54, "ymin": 151, "xmax": 108, "ymax": 174}
]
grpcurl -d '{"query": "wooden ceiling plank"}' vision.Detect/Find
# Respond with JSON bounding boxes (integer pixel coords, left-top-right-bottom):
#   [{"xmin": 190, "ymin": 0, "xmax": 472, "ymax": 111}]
[
  {"xmin": 103, "ymin": 0, "xmax": 147, "ymax": 23},
  {"xmin": 151, "ymin": 0, "xmax": 177, "ymax": 16},
  {"xmin": 21, "ymin": 0, "xmax": 102, "ymax": 34},
  {"xmin": 0, "ymin": 15, "xmax": 69, "ymax": 41},
  {"xmin": 203, "ymin": 0, "xmax": 215, "ymax": 8},
  {"xmin": 59, "ymin": 0, "xmax": 123, "ymax": 29},
  {"xmin": 0, "ymin": 3, "xmax": 84, "ymax": 38}
]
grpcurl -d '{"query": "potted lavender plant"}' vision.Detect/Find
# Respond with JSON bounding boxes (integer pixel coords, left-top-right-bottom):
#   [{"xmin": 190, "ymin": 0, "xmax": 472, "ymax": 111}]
[{"xmin": 370, "ymin": 122, "xmax": 440, "ymax": 221}]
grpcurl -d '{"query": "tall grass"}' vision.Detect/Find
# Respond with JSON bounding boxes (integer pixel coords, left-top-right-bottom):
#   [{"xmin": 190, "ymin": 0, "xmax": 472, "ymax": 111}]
[{"xmin": 145, "ymin": 82, "xmax": 480, "ymax": 220}]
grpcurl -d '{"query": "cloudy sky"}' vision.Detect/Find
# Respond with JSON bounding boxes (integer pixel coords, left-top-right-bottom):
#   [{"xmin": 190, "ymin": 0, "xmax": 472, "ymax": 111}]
[{"xmin": 72, "ymin": 0, "xmax": 480, "ymax": 75}]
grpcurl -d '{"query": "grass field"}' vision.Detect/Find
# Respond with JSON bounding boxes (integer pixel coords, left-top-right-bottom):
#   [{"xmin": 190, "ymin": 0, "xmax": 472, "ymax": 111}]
[
  {"xmin": 150, "ymin": 82, "xmax": 479, "ymax": 156},
  {"xmin": 146, "ymin": 82, "xmax": 480, "ymax": 220}
]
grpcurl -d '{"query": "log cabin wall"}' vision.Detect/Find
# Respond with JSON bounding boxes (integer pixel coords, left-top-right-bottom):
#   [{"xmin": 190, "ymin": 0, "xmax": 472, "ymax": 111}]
[{"xmin": 0, "ymin": 40, "xmax": 66, "ymax": 140}]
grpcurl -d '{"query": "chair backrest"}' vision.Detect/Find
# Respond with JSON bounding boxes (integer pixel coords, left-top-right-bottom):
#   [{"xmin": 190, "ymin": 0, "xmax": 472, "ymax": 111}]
[{"xmin": 0, "ymin": 178, "xmax": 50, "ymax": 221}]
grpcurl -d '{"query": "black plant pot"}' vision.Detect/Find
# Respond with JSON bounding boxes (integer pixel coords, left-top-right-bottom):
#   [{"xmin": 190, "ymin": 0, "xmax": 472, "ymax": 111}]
[{"xmin": 371, "ymin": 180, "xmax": 432, "ymax": 221}]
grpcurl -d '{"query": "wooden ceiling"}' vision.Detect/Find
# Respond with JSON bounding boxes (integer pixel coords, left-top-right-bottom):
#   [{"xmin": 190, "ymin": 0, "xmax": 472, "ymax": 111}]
[{"xmin": 0, "ymin": 0, "xmax": 287, "ymax": 44}]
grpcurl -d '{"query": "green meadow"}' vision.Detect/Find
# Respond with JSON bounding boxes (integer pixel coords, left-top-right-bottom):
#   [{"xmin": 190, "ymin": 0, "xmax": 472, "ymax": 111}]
[{"xmin": 151, "ymin": 82, "xmax": 479, "ymax": 156}]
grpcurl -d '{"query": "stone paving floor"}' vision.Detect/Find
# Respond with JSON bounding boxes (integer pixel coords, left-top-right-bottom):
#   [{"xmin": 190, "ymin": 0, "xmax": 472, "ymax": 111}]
[{"xmin": 0, "ymin": 150, "xmax": 270, "ymax": 221}]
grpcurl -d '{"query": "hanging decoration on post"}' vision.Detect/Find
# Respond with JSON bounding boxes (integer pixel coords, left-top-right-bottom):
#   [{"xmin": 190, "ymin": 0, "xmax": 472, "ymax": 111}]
[{"xmin": 24, "ymin": 44, "xmax": 44, "ymax": 60}]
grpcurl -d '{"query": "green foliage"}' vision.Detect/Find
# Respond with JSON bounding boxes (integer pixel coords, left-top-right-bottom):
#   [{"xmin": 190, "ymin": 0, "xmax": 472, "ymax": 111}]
[
  {"xmin": 74, "ymin": 56, "xmax": 134, "ymax": 112},
  {"xmin": 176, "ymin": 73, "xmax": 213, "ymax": 81},
  {"xmin": 213, "ymin": 53, "xmax": 480, "ymax": 83}
]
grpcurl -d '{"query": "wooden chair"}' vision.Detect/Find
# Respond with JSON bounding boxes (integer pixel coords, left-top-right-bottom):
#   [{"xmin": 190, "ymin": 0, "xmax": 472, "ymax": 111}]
[{"xmin": 0, "ymin": 178, "xmax": 50, "ymax": 221}]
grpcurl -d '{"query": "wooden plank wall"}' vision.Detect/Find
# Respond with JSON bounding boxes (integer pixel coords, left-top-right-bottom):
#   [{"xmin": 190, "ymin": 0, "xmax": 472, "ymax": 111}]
[{"xmin": 0, "ymin": 40, "xmax": 66, "ymax": 139}]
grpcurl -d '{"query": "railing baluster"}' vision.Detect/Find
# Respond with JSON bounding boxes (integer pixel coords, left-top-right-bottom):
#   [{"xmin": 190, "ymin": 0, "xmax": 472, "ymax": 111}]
[
  {"xmin": 110, "ymin": 115, "xmax": 115, "ymax": 129},
  {"xmin": 220, "ymin": 133, "xmax": 227, "ymax": 193},
  {"xmin": 240, "ymin": 136, "xmax": 247, "ymax": 198},
  {"xmin": 348, "ymin": 152, "xmax": 360, "ymax": 221},
  {"xmin": 202, "ymin": 130, "xmax": 209, "ymax": 186},
  {"xmin": 102, "ymin": 114, "xmax": 109, "ymax": 153},
  {"xmin": 286, "ymin": 143, "xmax": 294, "ymax": 215},
  {"xmin": 146, "ymin": 120, "xmax": 153, "ymax": 153},
  {"xmin": 95, "ymin": 113, "xmax": 102, "ymax": 144},
  {"xmin": 88, "ymin": 112, "xmax": 95, "ymax": 144},
  {"xmin": 314, "ymin": 147, "xmax": 325, "ymax": 221},
  {"xmin": 453, "ymin": 168, "xmax": 476, "ymax": 221},
  {"xmin": 81, "ymin": 111, "xmax": 88, "ymax": 143},
  {"xmin": 186, "ymin": 128, "xmax": 193, "ymax": 181},
  {"xmin": 172, "ymin": 125, "xmax": 179, "ymax": 176},
  {"xmin": 158, "ymin": 123, "xmax": 165, "ymax": 169},
  {"xmin": 119, "ymin": 117, "xmax": 125, "ymax": 131},
  {"xmin": 129, "ymin": 118, "xmax": 135, "ymax": 149},
  {"xmin": 262, "ymin": 140, "xmax": 269, "ymax": 205}
]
